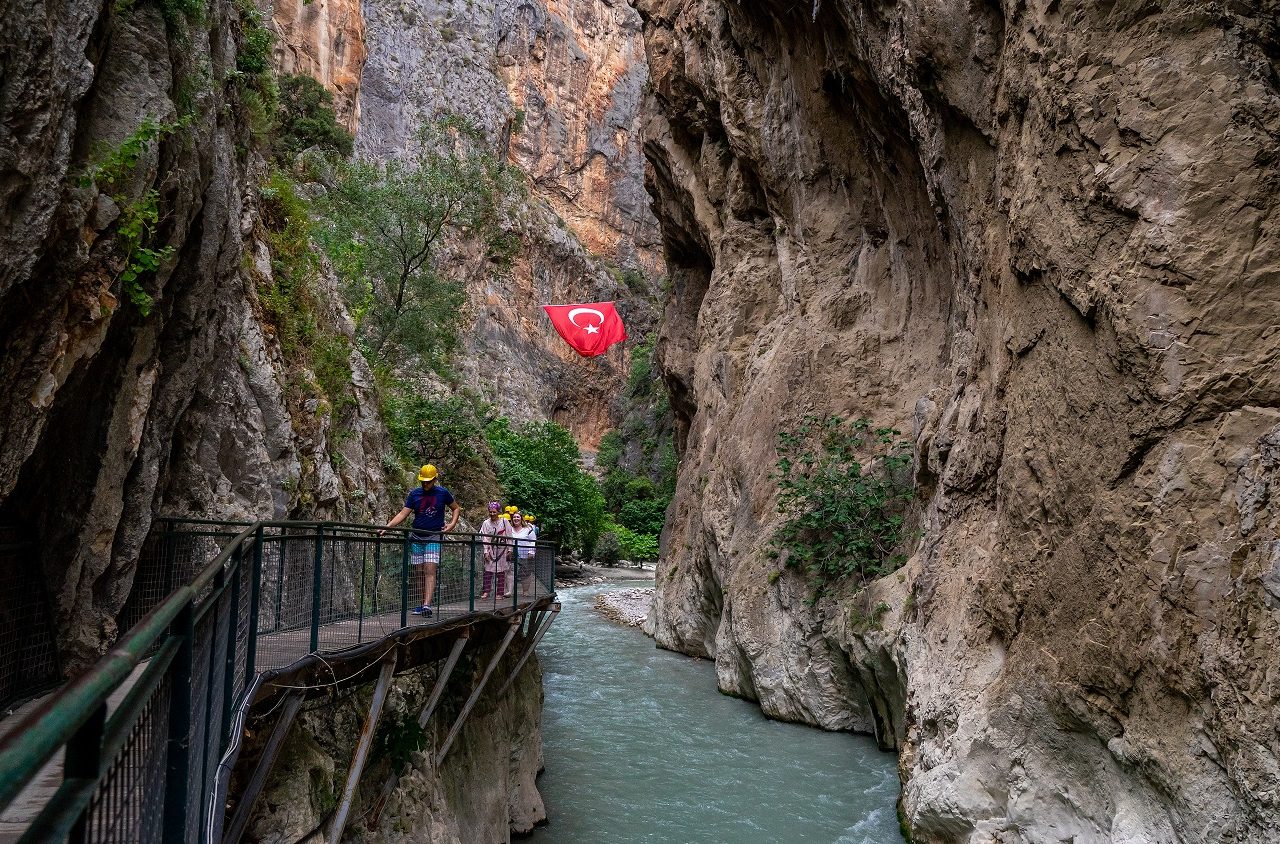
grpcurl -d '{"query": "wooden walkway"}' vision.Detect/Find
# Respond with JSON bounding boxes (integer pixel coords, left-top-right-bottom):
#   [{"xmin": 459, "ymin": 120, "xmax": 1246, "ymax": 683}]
[{"xmin": 0, "ymin": 592, "xmax": 544, "ymax": 843}]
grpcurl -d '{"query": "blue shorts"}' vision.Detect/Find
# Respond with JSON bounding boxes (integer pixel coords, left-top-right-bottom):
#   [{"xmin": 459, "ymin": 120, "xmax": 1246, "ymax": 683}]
[{"xmin": 410, "ymin": 534, "xmax": 441, "ymax": 566}]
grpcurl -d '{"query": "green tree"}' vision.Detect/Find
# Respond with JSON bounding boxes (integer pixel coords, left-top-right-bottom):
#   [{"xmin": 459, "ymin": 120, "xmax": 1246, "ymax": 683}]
[
  {"xmin": 274, "ymin": 74, "xmax": 353, "ymax": 159},
  {"xmin": 314, "ymin": 118, "xmax": 522, "ymax": 371},
  {"xmin": 486, "ymin": 418, "xmax": 605, "ymax": 555},
  {"xmin": 380, "ymin": 385, "xmax": 502, "ymax": 509}
]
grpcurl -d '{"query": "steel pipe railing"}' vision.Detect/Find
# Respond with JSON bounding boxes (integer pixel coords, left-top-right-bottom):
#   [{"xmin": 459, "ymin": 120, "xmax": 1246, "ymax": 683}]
[{"xmin": 0, "ymin": 518, "xmax": 557, "ymax": 843}]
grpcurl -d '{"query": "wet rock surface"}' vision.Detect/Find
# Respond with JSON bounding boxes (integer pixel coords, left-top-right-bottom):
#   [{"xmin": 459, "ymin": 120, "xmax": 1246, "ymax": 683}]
[{"xmin": 635, "ymin": 0, "xmax": 1280, "ymax": 840}]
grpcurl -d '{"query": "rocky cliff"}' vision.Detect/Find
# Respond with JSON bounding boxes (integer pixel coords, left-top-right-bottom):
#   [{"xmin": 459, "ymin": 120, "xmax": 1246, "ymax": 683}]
[
  {"xmin": 244, "ymin": 638, "xmax": 545, "ymax": 843},
  {"xmin": 270, "ymin": 0, "xmax": 366, "ymax": 130},
  {"xmin": 0, "ymin": 1, "xmax": 392, "ymax": 672},
  {"xmin": 635, "ymin": 0, "xmax": 1280, "ymax": 840},
  {"xmin": 353, "ymin": 0, "xmax": 663, "ymax": 447}
]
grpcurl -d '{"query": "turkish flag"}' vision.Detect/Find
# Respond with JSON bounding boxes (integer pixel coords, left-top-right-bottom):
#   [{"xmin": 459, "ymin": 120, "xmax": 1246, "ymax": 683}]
[{"xmin": 542, "ymin": 301, "xmax": 628, "ymax": 357}]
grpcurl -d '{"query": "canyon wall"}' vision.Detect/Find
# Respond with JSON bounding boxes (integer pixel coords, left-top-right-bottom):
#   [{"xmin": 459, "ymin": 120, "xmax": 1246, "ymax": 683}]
[
  {"xmin": 635, "ymin": 0, "xmax": 1280, "ymax": 841},
  {"xmin": 244, "ymin": 639, "xmax": 544, "ymax": 843},
  {"xmin": 348, "ymin": 0, "xmax": 664, "ymax": 447},
  {"xmin": 0, "ymin": 1, "xmax": 392, "ymax": 671},
  {"xmin": 270, "ymin": 0, "xmax": 366, "ymax": 130}
]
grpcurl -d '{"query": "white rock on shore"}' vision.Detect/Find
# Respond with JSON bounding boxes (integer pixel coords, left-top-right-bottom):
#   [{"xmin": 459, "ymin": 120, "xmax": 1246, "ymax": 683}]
[{"xmin": 594, "ymin": 588, "xmax": 654, "ymax": 628}]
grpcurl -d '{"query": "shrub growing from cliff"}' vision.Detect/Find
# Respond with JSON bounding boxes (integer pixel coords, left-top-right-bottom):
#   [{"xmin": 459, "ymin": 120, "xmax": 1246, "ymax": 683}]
[
  {"xmin": 80, "ymin": 116, "xmax": 190, "ymax": 316},
  {"xmin": 274, "ymin": 75, "xmax": 353, "ymax": 160},
  {"xmin": 381, "ymin": 386, "xmax": 503, "ymax": 511},
  {"xmin": 773, "ymin": 416, "xmax": 915, "ymax": 590}
]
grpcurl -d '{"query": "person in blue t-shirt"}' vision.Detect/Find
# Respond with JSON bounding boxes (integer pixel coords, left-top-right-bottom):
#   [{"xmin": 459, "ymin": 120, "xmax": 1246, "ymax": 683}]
[{"xmin": 379, "ymin": 463, "xmax": 460, "ymax": 617}]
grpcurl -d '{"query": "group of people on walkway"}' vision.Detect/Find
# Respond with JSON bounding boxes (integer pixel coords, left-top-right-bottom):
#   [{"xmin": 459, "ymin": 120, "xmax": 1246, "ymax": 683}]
[
  {"xmin": 478, "ymin": 501, "xmax": 539, "ymax": 600},
  {"xmin": 379, "ymin": 463, "xmax": 540, "ymax": 617}
]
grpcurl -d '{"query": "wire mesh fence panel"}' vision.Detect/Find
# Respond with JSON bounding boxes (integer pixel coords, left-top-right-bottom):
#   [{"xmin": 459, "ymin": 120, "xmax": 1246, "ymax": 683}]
[
  {"xmin": 0, "ymin": 527, "xmax": 60, "ymax": 711},
  {"xmin": 184, "ymin": 607, "xmax": 215, "ymax": 844},
  {"xmin": 198, "ymin": 593, "xmax": 230, "ymax": 832},
  {"xmin": 234, "ymin": 555, "xmax": 253, "ymax": 703},
  {"xmin": 84, "ymin": 678, "xmax": 171, "ymax": 844},
  {"xmin": 118, "ymin": 522, "xmax": 240, "ymax": 636}
]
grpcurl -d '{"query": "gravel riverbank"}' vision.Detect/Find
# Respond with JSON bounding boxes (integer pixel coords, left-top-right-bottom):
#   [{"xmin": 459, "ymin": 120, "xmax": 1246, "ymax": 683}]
[{"xmin": 593, "ymin": 588, "xmax": 654, "ymax": 628}]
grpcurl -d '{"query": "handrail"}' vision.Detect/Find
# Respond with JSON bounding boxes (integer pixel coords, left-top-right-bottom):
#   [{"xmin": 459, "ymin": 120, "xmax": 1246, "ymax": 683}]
[
  {"xmin": 0, "ymin": 517, "xmax": 558, "ymax": 842},
  {"xmin": 0, "ymin": 521, "xmax": 257, "ymax": 810}
]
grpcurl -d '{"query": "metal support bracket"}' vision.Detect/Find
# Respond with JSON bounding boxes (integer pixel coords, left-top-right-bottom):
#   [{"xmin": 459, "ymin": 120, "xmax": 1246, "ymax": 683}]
[
  {"xmin": 434, "ymin": 618, "xmax": 521, "ymax": 766},
  {"xmin": 367, "ymin": 630, "xmax": 471, "ymax": 827},
  {"xmin": 222, "ymin": 692, "xmax": 304, "ymax": 844},
  {"xmin": 327, "ymin": 655, "xmax": 398, "ymax": 843},
  {"xmin": 496, "ymin": 604, "xmax": 560, "ymax": 697}
]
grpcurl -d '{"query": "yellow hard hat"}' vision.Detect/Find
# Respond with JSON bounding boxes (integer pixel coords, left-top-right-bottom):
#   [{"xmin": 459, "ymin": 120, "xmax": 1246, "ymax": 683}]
[
  {"xmin": 417, "ymin": 464, "xmax": 438, "ymax": 482},
  {"xmin": 525, "ymin": 514, "xmax": 535, "ymax": 523}
]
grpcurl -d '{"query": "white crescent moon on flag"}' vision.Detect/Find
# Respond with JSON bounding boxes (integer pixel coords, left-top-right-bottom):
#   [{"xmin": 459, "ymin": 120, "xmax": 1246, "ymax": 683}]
[{"xmin": 567, "ymin": 307, "xmax": 605, "ymax": 328}]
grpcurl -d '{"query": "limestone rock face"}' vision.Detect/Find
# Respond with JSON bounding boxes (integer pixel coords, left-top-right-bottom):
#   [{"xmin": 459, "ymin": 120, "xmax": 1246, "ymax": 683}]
[
  {"xmin": 0, "ymin": 1, "xmax": 391, "ymax": 671},
  {"xmin": 355, "ymin": 0, "xmax": 662, "ymax": 447},
  {"xmin": 268, "ymin": 0, "xmax": 367, "ymax": 131},
  {"xmin": 246, "ymin": 640, "xmax": 545, "ymax": 843},
  {"xmin": 635, "ymin": 0, "xmax": 1280, "ymax": 840},
  {"xmin": 497, "ymin": 0, "xmax": 662, "ymax": 274}
]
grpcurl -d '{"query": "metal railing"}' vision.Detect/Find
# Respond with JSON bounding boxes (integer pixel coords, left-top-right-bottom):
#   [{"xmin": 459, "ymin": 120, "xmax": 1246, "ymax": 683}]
[{"xmin": 0, "ymin": 519, "xmax": 556, "ymax": 843}]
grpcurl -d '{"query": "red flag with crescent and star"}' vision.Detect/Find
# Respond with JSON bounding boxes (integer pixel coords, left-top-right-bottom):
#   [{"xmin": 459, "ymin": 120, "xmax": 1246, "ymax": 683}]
[{"xmin": 543, "ymin": 301, "xmax": 628, "ymax": 357}]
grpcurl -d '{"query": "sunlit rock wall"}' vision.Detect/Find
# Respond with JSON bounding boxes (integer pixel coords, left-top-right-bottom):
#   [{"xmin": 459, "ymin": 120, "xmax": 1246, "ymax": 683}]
[
  {"xmin": 354, "ymin": 0, "xmax": 663, "ymax": 448},
  {"xmin": 268, "ymin": 0, "xmax": 366, "ymax": 131}
]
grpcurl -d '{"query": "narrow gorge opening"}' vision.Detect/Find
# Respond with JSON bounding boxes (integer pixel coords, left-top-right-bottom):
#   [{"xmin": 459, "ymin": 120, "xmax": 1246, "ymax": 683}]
[{"xmin": 3, "ymin": 0, "xmax": 1279, "ymax": 842}]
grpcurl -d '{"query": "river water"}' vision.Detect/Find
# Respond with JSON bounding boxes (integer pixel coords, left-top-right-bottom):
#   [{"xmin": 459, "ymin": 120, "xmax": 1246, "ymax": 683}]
[{"xmin": 529, "ymin": 583, "xmax": 904, "ymax": 843}]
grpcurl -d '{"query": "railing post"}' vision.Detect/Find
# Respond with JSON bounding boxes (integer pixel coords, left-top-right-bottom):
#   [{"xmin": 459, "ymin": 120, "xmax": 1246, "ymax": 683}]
[
  {"xmin": 400, "ymin": 533, "xmax": 411, "ymax": 627},
  {"xmin": 468, "ymin": 536, "xmax": 476, "ymax": 613},
  {"xmin": 357, "ymin": 542, "xmax": 367, "ymax": 643},
  {"xmin": 163, "ymin": 602, "xmax": 195, "ymax": 844},
  {"xmin": 64, "ymin": 702, "xmax": 106, "ymax": 844},
  {"xmin": 310, "ymin": 526, "xmax": 324, "ymax": 653},
  {"xmin": 246, "ymin": 525, "xmax": 263, "ymax": 678},
  {"xmin": 512, "ymin": 539, "xmax": 519, "ymax": 609},
  {"xmin": 274, "ymin": 534, "xmax": 285, "ymax": 633},
  {"xmin": 221, "ymin": 546, "xmax": 242, "ymax": 744}
]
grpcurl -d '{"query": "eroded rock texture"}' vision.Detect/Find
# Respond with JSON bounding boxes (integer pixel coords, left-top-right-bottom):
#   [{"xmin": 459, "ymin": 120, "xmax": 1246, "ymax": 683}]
[
  {"xmin": 244, "ymin": 640, "xmax": 545, "ymax": 843},
  {"xmin": 498, "ymin": 0, "xmax": 662, "ymax": 273},
  {"xmin": 636, "ymin": 0, "xmax": 1280, "ymax": 840},
  {"xmin": 0, "ymin": 1, "xmax": 391, "ymax": 671},
  {"xmin": 355, "ymin": 0, "xmax": 663, "ymax": 447},
  {"xmin": 269, "ymin": 0, "xmax": 367, "ymax": 130}
]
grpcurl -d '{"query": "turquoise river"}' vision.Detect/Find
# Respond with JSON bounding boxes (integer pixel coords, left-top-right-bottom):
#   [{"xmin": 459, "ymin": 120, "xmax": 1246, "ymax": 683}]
[{"xmin": 528, "ymin": 582, "xmax": 905, "ymax": 843}]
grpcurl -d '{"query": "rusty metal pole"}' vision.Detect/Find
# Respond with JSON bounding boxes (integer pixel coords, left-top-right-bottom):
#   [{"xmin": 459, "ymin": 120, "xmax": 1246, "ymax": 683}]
[
  {"xmin": 367, "ymin": 630, "xmax": 471, "ymax": 826},
  {"xmin": 223, "ymin": 693, "xmax": 304, "ymax": 844},
  {"xmin": 434, "ymin": 619, "xmax": 521, "ymax": 765},
  {"xmin": 327, "ymin": 655, "xmax": 398, "ymax": 843}
]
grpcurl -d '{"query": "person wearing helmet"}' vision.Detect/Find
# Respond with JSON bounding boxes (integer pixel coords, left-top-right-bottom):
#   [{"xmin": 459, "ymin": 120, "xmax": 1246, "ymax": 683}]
[
  {"xmin": 380, "ymin": 464, "xmax": 460, "ymax": 616},
  {"xmin": 508, "ymin": 511, "xmax": 537, "ymax": 598}
]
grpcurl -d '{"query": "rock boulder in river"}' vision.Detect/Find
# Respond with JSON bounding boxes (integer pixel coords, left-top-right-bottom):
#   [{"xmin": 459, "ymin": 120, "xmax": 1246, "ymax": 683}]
[{"xmin": 634, "ymin": 0, "xmax": 1280, "ymax": 840}]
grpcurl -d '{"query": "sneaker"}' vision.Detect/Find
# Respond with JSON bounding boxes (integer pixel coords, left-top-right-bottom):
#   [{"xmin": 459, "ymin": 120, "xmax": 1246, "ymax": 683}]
[{"xmin": 411, "ymin": 605, "xmax": 434, "ymax": 617}]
